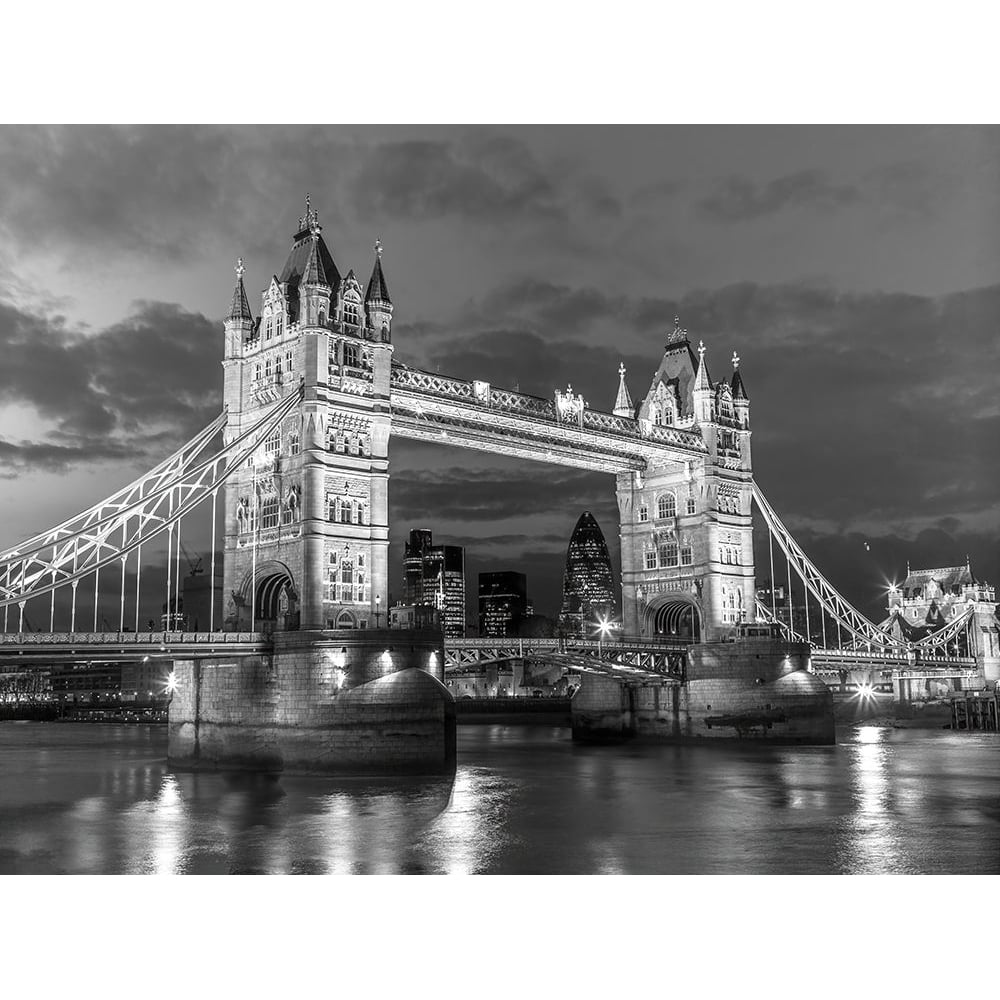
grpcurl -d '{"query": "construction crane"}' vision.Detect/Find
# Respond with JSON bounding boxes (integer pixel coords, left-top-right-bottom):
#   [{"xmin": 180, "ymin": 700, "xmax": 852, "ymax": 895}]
[{"xmin": 179, "ymin": 540, "xmax": 203, "ymax": 577}]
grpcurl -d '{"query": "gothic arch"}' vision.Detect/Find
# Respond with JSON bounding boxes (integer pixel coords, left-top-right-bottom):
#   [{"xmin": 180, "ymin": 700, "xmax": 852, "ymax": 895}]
[
  {"xmin": 237, "ymin": 559, "xmax": 299, "ymax": 631},
  {"xmin": 644, "ymin": 593, "xmax": 701, "ymax": 642}
]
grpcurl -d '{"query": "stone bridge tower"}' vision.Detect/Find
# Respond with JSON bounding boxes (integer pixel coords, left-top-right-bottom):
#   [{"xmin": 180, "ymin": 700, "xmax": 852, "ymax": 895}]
[
  {"xmin": 221, "ymin": 201, "xmax": 393, "ymax": 632},
  {"xmin": 617, "ymin": 323, "xmax": 755, "ymax": 642}
]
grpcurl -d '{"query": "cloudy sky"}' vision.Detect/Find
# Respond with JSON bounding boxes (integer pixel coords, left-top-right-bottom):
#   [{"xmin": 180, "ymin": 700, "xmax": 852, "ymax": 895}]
[{"xmin": 0, "ymin": 124, "xmax": 997, "ymax": 624}]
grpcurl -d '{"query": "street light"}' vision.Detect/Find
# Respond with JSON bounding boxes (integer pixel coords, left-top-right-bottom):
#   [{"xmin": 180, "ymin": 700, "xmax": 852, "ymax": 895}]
[{"xmin": 374, "ymin": 594, "xmax": 382, "ymax": 629}]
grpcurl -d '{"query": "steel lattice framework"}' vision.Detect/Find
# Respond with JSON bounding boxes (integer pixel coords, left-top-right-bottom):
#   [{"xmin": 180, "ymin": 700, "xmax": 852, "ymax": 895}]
[
  {"xmin": 0, "ymin": 389, "xmax": 301, "ymax": 610},
  {"xmin": 753, "ymin": 597, "xmax": 807, "ymax": 642},
  {"xmin": 753, "ymin": 483, "xmax": 974, "ymax": 654}
]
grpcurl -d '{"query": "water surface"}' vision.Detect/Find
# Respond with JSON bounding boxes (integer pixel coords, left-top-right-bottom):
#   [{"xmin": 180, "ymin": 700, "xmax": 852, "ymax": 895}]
[{"xmin": 1, "ymin": 722, "xmax": 997, "ymax": 874}]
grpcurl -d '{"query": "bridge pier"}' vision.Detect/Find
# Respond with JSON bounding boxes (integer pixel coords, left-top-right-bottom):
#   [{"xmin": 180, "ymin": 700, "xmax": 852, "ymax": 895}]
[
  {"xmin": 572, "ymin": 632, "xmax": 834, "ymax": 744},
  {"xmin": 167, "ymin": 629, "xmax": 456, "ymax": 775}
]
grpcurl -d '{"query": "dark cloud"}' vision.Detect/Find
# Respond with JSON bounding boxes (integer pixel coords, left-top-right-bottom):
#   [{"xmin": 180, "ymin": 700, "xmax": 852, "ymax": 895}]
[
  {"xmin": 390, "ymin": 465, "xmax": 614, "ymax": 524},
  {"xmin": 698, "ymin": 169, "xmax": 861, "ymax": 222},
  {"xmin": 349, "ymin": 134, "xmax": 619, "ymax": 225},
  {"xmin": 0, "ymin": 296, "xmax": 220, "ymax": 474}
]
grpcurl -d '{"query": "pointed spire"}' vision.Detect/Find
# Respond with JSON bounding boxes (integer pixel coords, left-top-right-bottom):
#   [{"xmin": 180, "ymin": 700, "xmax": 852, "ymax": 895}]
[
  {"xmin": 365, "ymin": 238, "xmax": 391, "ymax": 304},
  {"xmin": 613, "ymin": 361, "xmax": 634, "ymax": 417},
  {"xmin": 731, "ymin": 349, "xmax": 749, "ymax": 400},
  {"xmin": 228, "ymin": 257, "xmax": 253, "ymax": 322},
  {"xmin": 301, "ymin": 239, "xmax": 329, "ymax": 287},
  {"xmin": 694, "ymin": 339, "xmax": 712, "ymax": 391}
]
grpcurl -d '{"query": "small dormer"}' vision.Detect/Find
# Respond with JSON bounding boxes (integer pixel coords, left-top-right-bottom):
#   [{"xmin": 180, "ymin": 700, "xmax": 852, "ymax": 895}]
[
  {"xmin": 260, "ymin": 276, "xmax": 288, "ymax": 344},
  {"xmin": 340, "ymin": 270, "xmax": 364, "ymax": 333}
]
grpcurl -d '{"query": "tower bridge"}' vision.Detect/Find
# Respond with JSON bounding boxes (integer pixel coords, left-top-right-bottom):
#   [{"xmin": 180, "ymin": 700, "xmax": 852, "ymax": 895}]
[{"xmin": 0, "ymin": 200, "xmax": 997, "ymax": 768}]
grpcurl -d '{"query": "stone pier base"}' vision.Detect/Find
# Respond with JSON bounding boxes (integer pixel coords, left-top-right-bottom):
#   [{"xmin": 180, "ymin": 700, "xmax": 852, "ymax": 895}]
[
  {"xmin": 168, "ymin": 629, "xmax": 456, "ymax": 775},
  {"xmin": 572, "ymin": 635, "xmax": 835, "ymax": 745}
]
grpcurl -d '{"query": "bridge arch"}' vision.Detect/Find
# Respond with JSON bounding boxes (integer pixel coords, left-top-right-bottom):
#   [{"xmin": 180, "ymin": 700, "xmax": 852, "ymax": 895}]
[
  {"xmin": 644, "ymin": 594, "xmax": 701, "ymax": 643},
  {"xmin": 238, "ymin": 560, "xmax": 299, "ymax": 632}
]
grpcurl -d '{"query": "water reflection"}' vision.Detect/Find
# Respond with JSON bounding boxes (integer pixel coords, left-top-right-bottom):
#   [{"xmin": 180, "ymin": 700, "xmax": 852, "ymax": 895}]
[
  {"xmin": 1, "ymin": 722, "xmax": 998, "ymax": 873},
  {"xmin": 835, "ymin": 726, "xmax": 917, "ymax": 874}
]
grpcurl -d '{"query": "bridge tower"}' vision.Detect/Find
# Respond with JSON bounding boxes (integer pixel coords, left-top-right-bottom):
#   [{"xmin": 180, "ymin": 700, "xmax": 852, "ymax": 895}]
[
  {"xmin": 617, "ymin": 324, "xmax": 755, "ymax": 642},
  {"xmin": 221, "ymin": 201, "xmax": 393, "ymax": 632}
]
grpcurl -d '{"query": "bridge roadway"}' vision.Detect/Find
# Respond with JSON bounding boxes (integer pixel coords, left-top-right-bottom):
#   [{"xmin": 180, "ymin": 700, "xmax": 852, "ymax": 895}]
[{"xmin": 0, "ymin": 632, "xmax": 977, "ymax": 686}]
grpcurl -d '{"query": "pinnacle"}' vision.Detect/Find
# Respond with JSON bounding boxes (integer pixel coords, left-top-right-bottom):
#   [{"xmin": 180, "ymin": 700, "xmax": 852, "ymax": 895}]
[{"xmin": 228, "ymin": 258, "xmax": 253, "ymax": 322}]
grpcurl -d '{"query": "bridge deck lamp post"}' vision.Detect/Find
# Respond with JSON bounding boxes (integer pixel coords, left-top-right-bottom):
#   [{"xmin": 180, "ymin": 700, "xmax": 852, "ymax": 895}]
[{"xmin": 374, "ymin": 594, "xmax": 382, "ymax": 629}]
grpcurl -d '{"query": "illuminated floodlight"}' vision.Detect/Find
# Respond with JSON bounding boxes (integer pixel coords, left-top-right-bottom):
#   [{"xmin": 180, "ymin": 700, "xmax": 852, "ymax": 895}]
[
  {"xmin": 592, "ymin": 614, "xmax": 618, "ymax": 640},
  {"xmin": 164, "ymin": 671, "xmax": 178, "ymax": 695},
  {"xmin": 857, "ymin": 682, "xmax": 874, "ymax": 699}
]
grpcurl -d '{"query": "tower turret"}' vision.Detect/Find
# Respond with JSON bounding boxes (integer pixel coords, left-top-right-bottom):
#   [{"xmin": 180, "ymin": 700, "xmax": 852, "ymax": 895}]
[
  {"xmin": 365, "ymin": 238, "xmax": 393, "ymax": 342},
  {"xmin": 224, "ymin": 257, "xmax": 255, "ymax": 359},
  {"xmin": 613, "ymin": 362, "xmax": 634, "ymax": 417},
  {"xmin": 298, "ymin": 198, "xmax": 333, "ymax": 328},
  {"xmin": 731, "ymin": 351, "xmax": 749, "ymax": 428},
  {"xmin": 692, "ymin": 340, "xmax": 714, "ymax": 424}
]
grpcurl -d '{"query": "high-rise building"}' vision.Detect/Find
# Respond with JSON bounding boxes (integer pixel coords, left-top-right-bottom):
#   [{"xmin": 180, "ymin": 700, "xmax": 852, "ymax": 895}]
[
  {"xmin": 559, "ymin": 511, "xmax": 617, "ymax": 637},
  {"xmin": 478, "ymin": 571, "xmax": 528, "ymax": 637},
  {"xmin": 402, "ymin": 529, "xmax": 466, "ymax": 637}
]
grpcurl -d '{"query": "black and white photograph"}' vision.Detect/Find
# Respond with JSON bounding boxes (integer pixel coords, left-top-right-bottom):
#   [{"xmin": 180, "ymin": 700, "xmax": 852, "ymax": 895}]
[{"xmin": 1, "ymin": 15, "xmax": 997, "ymax": 971}]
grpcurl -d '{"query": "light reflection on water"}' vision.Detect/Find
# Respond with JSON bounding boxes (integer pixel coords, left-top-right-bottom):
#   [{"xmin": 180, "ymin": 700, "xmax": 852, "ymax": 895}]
[{"xmin": 1, "ymin": 722, "xmax": 998, "ymax": 874}]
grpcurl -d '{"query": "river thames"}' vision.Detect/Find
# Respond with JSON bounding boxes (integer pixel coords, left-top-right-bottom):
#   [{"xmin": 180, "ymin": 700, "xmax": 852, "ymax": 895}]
[{"xmin": 1, "ymin": 722, "xmax": 998, "ymax": 874}]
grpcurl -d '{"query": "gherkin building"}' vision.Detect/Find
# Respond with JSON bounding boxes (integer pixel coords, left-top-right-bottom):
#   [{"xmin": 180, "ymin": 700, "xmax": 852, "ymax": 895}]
[{"xmin": 558, "ymin": 511, "xmax": 617, "ymax": 637}]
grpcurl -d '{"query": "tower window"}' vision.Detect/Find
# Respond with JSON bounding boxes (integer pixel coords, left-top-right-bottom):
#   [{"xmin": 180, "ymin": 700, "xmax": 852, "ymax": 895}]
[
  {"xmin": 644, "ymin": 549, "xmax": 657, "ymax": 570},
  {"xmin": 659, "ymin": 543, "xmax": 678, "ymax": 568},
  {"xmin": 344, "ymin": 301, "xmax": 360, "ymax": 327},
  {"xmin": 260, "ymin": 494, "xmax": 279, "ymax": 530},
  {"xmin": 289, "ymin": 430, "xmax": 300, "ymax": 455},
  {"xmin": 276, "ymin": 314, "xmax": 284, "ymax": 337},
  {"xmin": 680, "ymin": 545, "xmax": 693, "ymax": 566},
  {"xmin": 637, "ymin": 504, "xmax": 649, "ymax": 523},
  {"xmin": 285, "ymin": 350, "xmax": 293, "ymax": 373},
  {"xmin": 657, "ymin": 493, "xmax": 676, "ymax": 519},
  {"xmin": 264, "ymin": 429, "xmax": 280, "ymax": 455},
  {"xmin": 265, "ymin": 318, "xmax": 273, "ymax": 341},
  {"xmin": 343, "ymin": 343, "xmax": 360, "ymax": 368},
  {"xmin": 340, "ymin": 500, "xmax": 352, "ymax": 524},
  {"xmin": 686, "ymin": 497, "xmax": 696, "ymax": 515}
]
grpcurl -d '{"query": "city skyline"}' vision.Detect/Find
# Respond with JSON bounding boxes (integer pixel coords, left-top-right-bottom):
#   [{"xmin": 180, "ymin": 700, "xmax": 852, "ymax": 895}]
[{"xmin": 0, "ymin": 125, "xmax": 997, "ymax": 623}]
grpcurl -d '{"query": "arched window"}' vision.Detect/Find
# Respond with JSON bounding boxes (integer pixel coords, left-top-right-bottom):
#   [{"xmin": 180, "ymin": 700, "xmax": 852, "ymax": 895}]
[
  {"xmin": 340, "ymin": 500, "xmax": 352, "ymax": 524},
  {"xmin": 341, "ymin": 562, "xmax": 353, "ymax": 585},
  {"xmin": 657, "ymin": 492, "xmax": 676, "ymax": 519},
  {"xmin": 344, "ymin": 300, "xmax": 360, "ymax": 327}
]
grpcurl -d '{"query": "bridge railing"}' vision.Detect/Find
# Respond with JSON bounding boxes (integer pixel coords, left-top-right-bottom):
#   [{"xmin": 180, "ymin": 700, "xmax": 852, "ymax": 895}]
[
  {"xmin": 0, "ymin": 631, "xmax": 265, "ymax": 646},
  {"xmin": 445, "ymin": 635, "xmax": 691, "ymax": 652}
]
